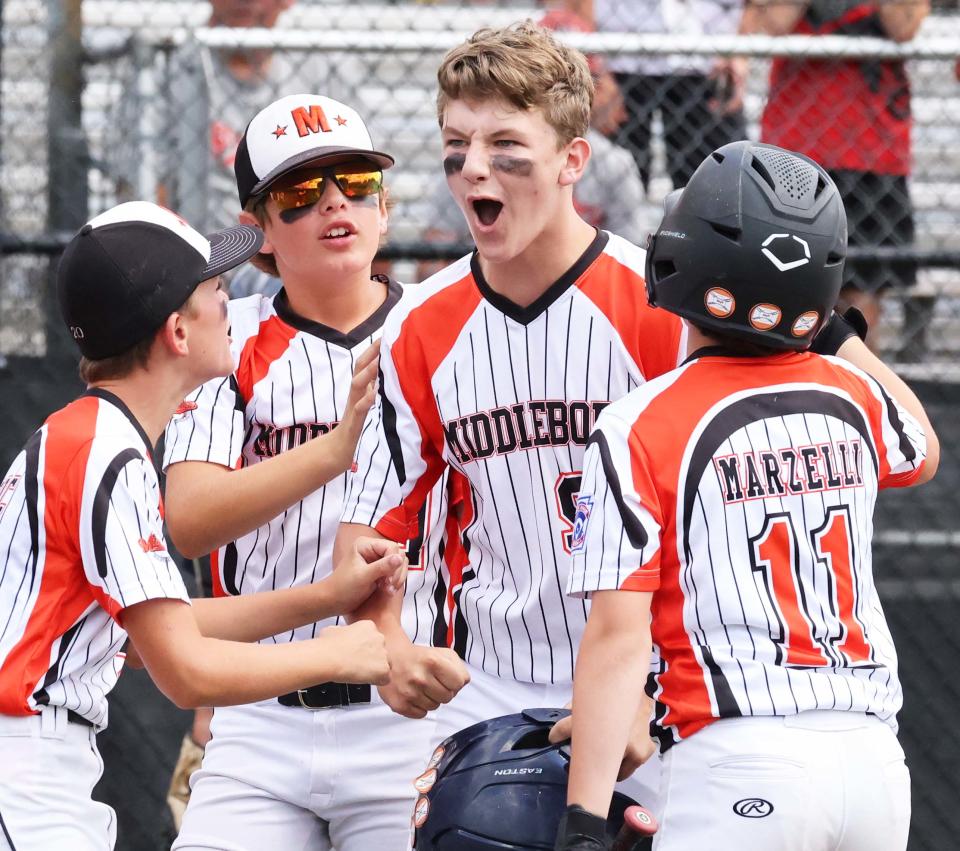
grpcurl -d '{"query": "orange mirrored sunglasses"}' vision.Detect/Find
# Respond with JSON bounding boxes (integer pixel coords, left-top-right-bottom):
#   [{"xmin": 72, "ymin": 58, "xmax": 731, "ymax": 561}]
[{"xmin": 269, "ymin": 168, "xmax": 383, "ymax": 212}]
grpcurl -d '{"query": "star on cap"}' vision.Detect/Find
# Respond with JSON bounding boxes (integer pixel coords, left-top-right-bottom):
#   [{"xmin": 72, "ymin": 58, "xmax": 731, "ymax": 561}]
[
  {"xmin": 335, "ymin": 115, "xmax": 348, "ymax": 126},
  {"xmin": 272, "ymin": 125, "xmax": 287, "ymax": 138}
]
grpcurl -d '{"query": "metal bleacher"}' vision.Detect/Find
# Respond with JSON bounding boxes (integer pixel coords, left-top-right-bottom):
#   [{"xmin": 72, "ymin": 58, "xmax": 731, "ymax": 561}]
[{"xmin": 73, "ymin": 6, "xmax": 960, "ymax": 264}]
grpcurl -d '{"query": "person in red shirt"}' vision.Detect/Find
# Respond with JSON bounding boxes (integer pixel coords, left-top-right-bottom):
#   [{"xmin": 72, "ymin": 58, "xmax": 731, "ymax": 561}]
[{"xmin": 743, "ymin": 0, "xmax": 930, "ymax": 339}]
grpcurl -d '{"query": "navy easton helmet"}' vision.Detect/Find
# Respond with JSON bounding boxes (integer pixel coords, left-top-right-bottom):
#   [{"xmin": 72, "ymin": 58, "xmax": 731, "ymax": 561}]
[
  {"xmin": 645, "ymin": 140, "xmax": 848, "ymax": 350},
  {"xmin": 412, "ymin": 708, "xmax": 651, "ymax": 850}
]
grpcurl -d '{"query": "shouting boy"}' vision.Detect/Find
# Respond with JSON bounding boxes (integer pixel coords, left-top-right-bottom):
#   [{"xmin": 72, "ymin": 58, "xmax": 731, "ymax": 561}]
[{"xmin": 336, "ymin": 22, "xmax": 685, "ymax": 816}]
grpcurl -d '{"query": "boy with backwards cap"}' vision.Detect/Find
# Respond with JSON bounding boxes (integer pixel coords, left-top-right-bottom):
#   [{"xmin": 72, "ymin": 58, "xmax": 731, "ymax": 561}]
[
  {"xmin": 162, "ymin": 94, "xmax": 465, "ymax": 850},
  {"xmin": 0, "ymin": 202, "xmax": 403, "ymax": 850}
]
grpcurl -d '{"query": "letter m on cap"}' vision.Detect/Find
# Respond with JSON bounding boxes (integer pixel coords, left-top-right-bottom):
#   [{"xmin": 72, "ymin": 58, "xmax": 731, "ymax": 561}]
[{"xmin": 292, "ymin": 105, "xmax": 331, "ymax": 137}]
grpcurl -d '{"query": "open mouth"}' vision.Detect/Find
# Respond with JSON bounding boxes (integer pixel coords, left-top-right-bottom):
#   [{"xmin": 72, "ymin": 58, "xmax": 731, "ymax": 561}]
[
  {"xmin": 472, "ymin": 199, "xmax": 503, "ymax": 227},
  {"xmin": 322, "ymin": 225, "xmax": 356, "ymax": 239}
]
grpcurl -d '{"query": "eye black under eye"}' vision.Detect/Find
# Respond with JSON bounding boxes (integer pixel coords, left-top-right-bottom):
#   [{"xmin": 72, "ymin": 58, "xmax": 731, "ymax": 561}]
[
  {"xmin": 443, "ymin": 154, "xmax": 466, "ymax": 176},
  {"xmin": 278, "ymin": 203, "xmax": 317, "ymax": 224}
]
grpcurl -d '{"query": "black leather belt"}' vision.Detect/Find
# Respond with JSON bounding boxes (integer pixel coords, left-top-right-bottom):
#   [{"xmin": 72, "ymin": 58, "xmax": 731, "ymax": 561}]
[
  {"xmin": 67, "ymin": 709, "xmax": 93, "ymax": 728},
  {"xmin": 278, "ymin": 682, "xmax": 372, "ymax": 710}
]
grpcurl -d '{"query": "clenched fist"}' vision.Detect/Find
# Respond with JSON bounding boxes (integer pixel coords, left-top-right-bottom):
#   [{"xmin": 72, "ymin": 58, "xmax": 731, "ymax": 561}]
[
  {"xmin": 320, "ymin": 620, "xmax": 391, "ymax": 685},
  {"xmin": 379, "ymin": 643, "xmax": 470, "ymax": 719}
]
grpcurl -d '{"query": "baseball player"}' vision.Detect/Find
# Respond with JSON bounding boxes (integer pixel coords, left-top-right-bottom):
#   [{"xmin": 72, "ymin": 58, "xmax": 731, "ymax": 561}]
[
  {"xmin": 335, "ymin": 22, "xmax": 685, "ymax": 814},
  {"xmin": 0, "ymin": 201, "xmax": 403, "ymax": 851},
  {"xmin": 558, "ymin": 141, "xmax": 939, "ymax": 850},
  {"xmin": 162, "ymin": 94, "xmax": 465, "ymax": 851}
]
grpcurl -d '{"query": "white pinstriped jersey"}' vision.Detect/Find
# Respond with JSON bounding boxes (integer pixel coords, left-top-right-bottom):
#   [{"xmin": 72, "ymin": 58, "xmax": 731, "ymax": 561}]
[
  {"xmin": 0, "ymin": 390, "xmax": 189, "ymax": 727},
  {"xmin": 568, "ymin": 350, "xmax": 927, "ymax": 748},
  {"xmin": 163, "ymin": 279, "xmax": 445, "ymax": 644},
  {"xmin": 343, "ymin": 232, "xmax": 685, "ymax": 684}
]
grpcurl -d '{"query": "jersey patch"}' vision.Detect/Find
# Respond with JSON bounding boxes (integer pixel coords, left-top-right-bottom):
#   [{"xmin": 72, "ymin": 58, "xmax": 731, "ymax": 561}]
[{"xmin": 570, "ymin": 494, "xmax": 594, "ymax": 553}]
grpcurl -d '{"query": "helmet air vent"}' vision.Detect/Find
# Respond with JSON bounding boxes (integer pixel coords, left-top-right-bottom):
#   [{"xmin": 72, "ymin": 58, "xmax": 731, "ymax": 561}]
[
  {"xmin": 710, "ymin": 222, "xmax": 741, "ymax": 243},
  {"xmin": 752, "ymin": 146, "xmax": 818, "ymax": 208},
  {"xmin": 512, "ymin": 727, "xmax": 553, "ymax": 751},
  {"xmin": 654, "ymin": 259, "xmax": 677, "ymax": 280}
]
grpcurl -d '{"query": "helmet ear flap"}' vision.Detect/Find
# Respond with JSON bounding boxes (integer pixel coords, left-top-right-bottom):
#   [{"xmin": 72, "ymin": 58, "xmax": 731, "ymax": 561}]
[
  {"xmin": 644, "ymin": 235, "xmax": 680, "ymax": 309},
  {"xmin": 646, "ymin": 190, "xmax": 685, "ymax": 308},
  {"xmin": 644, "ymin": 233, "xmax": 659, "ymax": 306}
]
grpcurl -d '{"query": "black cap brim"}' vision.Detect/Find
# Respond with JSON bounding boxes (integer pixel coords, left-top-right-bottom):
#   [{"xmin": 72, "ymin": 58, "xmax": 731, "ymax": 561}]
[
  {"xmin": 202, "ymin": 224, "xmax": 265, "ymax": 279},
  {"xmin": 248, "ymin": 146, "xmax": 395, "ymax": 201}
]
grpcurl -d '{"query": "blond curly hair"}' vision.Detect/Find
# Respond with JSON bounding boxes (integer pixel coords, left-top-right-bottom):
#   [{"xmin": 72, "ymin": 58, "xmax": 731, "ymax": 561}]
[{"xmin": 436, "ymin": 21, "xmax": 594, "ymax": 147}]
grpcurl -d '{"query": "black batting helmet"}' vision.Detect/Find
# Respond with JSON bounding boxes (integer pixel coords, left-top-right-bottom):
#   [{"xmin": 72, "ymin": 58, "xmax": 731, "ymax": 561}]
[
  {"xmin": 645, "ymin": 141, "xmax": 847, "ymax": 350},
  {"xmin": 412, "ymin": 708, "xmax": 649, "ymax": 850}
]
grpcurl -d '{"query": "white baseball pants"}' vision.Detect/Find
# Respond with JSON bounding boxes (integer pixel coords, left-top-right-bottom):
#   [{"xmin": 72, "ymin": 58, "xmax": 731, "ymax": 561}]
[
  {"xmin": 653, "ymin": 710, "xmax": 910, "ymax": 851},
  {"xmin": 0, "ymin": 708, "xmax": 115, "ymax": 851},
  {"xmin": 173, "ymin": 695, "xmax": 437, "ymax": 851}
]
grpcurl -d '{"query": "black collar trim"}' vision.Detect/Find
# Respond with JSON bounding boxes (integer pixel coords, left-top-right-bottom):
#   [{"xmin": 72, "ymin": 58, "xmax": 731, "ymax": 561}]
[
  {"xmin": 84, "ymin": 388, "xmax": 154, "ymax": 458},
  {"xmin": 469, "ymin": 230, "xmax": 609, "ymax": 325},
  {"xmin": 272, "ymin": 275, "xmax": 401, "ymax": 348},
  {"xmin": 682, "ymin": 345, "xmax": 791, "ymax": 366}
]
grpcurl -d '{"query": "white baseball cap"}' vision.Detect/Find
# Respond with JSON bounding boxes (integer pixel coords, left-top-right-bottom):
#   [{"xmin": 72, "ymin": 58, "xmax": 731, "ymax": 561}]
[{"xmin": 234, "ymin": 94, "xmax": 395, "ymax": 208}]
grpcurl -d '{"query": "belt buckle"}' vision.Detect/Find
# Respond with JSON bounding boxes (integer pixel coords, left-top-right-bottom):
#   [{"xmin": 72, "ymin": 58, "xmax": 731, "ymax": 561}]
[{"xmin": 296, "ymin": 684, "xmax": 344, "ymax": 711}]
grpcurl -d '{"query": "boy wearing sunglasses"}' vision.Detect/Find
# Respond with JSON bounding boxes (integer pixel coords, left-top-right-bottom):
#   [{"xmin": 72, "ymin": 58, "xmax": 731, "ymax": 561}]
[
  {"xmin": 162, "ymin": 94, "xmax": 467, "ymax": 850},
  {"xmin": 335, "ymin": 22, "xmax": 686, "ymax": 825}
]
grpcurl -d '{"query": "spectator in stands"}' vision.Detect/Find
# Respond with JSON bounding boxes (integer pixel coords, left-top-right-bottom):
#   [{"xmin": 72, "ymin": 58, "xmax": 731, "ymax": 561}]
[
  {"xmin": 742, "ymin": 0, "xmax": 930, "ymax": 339},
  {"xmin": 420, "ymin": 8, "xmax": 647, "ymax": 277},
  {"xmin": 173, "ymin": 0, "xmax": 293, "ymax": 233},
  {"xmin": 176, "ymin": 0, "xmax": 311, "ymax": 298},
  {"xmin": 560, "ymin": 0, "xmax": 747, "ymax": 191}
]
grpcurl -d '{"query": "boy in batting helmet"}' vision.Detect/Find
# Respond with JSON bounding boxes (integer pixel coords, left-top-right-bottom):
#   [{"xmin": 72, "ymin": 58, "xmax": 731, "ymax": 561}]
[{"xmin": 557, "ymin": 141, "xmax": 939, "ymax": 850}]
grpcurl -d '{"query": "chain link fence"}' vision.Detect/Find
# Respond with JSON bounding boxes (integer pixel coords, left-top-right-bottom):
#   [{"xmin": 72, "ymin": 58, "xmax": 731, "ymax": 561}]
[{"xmin": 1, "ymin": 1, "xmax": 958, "ymax": 849}]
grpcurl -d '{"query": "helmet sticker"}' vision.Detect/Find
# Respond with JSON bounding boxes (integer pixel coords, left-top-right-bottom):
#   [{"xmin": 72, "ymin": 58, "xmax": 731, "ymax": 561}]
[
  {"xmin": 414, "ymin": 796, "xmax": 431, "ymax": 828},
  {"xmin": 705, "ymin": 288, "xmax": 736, "ymax": 318},
  {"xmin": 749, "ymin": 303, "xmax": 782, "ymax": 331},
  {"xmin": 791, "ymin": 311, "xmax": 820, "ymax": 337},
  {"xmin": 414, "ymin": 769, "xmax": 438, "ymax": 794},
  {"xmin": 426, "ymin": 745, "xmax": 445, "ymax": 770}
]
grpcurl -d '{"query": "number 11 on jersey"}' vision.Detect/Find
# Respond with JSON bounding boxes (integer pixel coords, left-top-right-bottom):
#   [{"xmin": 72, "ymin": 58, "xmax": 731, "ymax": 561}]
[{"xmin": 750, "ymin": 506, "xmax": 873, "ymax": 668}]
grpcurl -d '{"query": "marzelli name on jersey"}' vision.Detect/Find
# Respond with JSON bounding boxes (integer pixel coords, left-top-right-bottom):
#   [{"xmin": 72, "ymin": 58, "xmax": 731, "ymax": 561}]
[
  {"xmin": 444, "ymin": 400, "xmax": 609, "ymax": 465},
  {"xmin": 714, "ymin": 438, "xmax": 865, "ymax": 504}
]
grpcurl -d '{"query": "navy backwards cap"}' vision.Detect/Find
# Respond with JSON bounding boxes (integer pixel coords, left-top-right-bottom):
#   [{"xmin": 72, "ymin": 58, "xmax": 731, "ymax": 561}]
[
  {"xmin": 234, "ymin": 93, "xmax": 394, "ymax": 208},
  {"xmin": 57, "ymin": 201, "xmax": 264, "ymax": 359}
]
